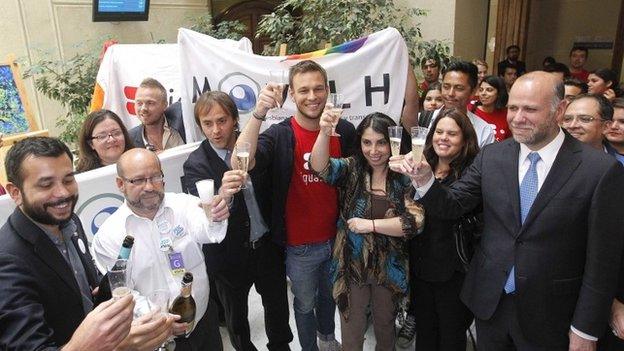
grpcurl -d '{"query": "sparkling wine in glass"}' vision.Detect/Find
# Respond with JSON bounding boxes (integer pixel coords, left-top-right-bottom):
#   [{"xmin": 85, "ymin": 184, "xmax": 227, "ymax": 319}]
[
  {"xmin": 195, "ymin": 179, "xmax": 214, "ymax": 222},
  {"xmin": 236, "ymin": 142, "xmax": 251, "ymax": 189},
  {"xmin": 411, "ymin": 126, "xmax": 429, "ymax": 163},
  {"xmin": 329, "ymin": 93, "xmax": 344, "ymax": 137},
  {"xmin": 268, "ymin": 70, "xmax": 287, "ymax": 109},
  {"xmin": 388, "ymin": 126, "xmax": 403, "ymax": 157},
  {"xmin": 108, "ymin": 259, "xmax": 130, "ymax": 299}
]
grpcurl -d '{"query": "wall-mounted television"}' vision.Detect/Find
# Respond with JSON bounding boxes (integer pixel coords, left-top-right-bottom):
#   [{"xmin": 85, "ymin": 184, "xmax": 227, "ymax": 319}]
[{"xmin": 93, "ymin": 0, "xmax": 150, "ymax": 22}]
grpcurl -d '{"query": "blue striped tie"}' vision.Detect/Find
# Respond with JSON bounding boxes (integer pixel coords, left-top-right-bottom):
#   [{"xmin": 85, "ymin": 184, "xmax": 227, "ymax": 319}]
[{"xmin": 504, "ymin": 152, "xmax": 541, "ymax": 294}]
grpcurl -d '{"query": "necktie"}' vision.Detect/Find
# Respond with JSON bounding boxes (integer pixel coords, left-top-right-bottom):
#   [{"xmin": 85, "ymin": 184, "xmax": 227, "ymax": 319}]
[
  {"xmin": 225, "ymin": 150, "xmax": 232, "ymax": 168},
  {"xmin": 504, "ymin": 152, "xmax": 541, "ymax": 294}
]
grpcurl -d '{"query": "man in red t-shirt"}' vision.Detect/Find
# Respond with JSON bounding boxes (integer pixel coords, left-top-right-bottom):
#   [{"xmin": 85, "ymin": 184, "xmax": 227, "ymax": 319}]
[
  {"xmin": 569, "ymin": 46, "xmax": 590, "ymax": 83},
  {"xmin": 237, "ymin": 60, "xmax": 356, "ymax": 351}
]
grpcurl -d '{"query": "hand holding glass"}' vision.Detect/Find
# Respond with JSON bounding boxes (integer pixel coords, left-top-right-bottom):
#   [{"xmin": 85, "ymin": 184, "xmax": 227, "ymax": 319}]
[
  {"xmin": 411, "ymin": 127, "xmax": 429, "ymax": 163},
  {"xmin": 195, "ymin": 179, "xmax": 214, "ymax": 221},
  {"xmin": 108, "ymin": 259, "xmax": 130, "ymax": 299},
  {"xmin": 388, "ymin": 126, "xmax": 403, "ymax": 157},
  {"xmin": 329, "ymin": 93, "xmax": 344, "ymax": 137}
]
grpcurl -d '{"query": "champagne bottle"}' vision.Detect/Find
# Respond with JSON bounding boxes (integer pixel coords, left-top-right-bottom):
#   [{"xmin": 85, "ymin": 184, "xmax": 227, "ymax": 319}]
[
  {"xmin": 94, "ymin": 235, "xmax": 134, "ymax": 306},
  {"xmin": 169, "ymin": 272, "xmax": 196, "ymax": 334}
]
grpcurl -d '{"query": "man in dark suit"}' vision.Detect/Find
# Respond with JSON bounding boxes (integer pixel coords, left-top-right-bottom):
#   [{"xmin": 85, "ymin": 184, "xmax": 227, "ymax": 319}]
[
  {"xmin": 182, "ymin": 91, "xmax": 292, "ymax": 350},
  {"xmin": 128, "ymin": 77, "xmax": 185, "ymax": 151},
  {"xmin": 392, "ymin": 71, "xmax": 624, "ymax": 350},
  {"xmin": 0, "ymin": 136, "xmax": 173, "ymax": 350}
]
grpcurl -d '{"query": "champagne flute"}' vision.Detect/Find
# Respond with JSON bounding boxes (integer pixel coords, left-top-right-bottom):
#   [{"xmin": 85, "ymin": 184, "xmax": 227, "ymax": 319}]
[
  {"xmin": 195, "ymin": 179, "xmax": 214, "ymax": 222},
  {"xmin": 329, "ymin": 93, "xmax": 344, "ymax": 137},
  {"xmin": 236, "ymin": 142, "xmax": 251, "ymax": 189},
  {"xmin": 108, "ymin": 259, "xmax": 130, "ymax": 299},
  {"xmin": 411, "ymin": 126, "xmax": 429, "ymax": 163},
  {"xmin": 268, "ymin": 70, "xmax": 287, "ymax": 110},
  {"xmin": 388, "ymin": 126, "xmax": 403, "ymax": 157},
  {"xmin": 149, "ymin": 290, "xmax": 176, "ymax": 351}
]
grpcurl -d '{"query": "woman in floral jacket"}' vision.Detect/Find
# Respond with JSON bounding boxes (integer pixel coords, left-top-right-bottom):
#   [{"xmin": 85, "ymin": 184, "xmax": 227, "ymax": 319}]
[{"xmin": 310, "ymin": 111, "xmax": 424, "ymax": 350}]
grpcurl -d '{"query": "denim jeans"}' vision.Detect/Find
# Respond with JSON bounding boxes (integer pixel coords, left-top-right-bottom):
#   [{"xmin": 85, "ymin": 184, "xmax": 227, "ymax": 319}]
[{"xmin": 286, "ymin": 239, "xmax": 336, "ymax": 351}]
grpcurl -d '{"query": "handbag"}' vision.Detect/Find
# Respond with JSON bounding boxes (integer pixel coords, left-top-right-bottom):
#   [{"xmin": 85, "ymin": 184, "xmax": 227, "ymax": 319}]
[{"xmin": 453, "ymin": 212, "xmax": 483, "ymax": 269}]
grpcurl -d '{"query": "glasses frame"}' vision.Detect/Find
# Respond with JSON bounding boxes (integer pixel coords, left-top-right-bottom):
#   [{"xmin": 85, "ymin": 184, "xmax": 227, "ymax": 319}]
[
  {"xmin": 122, "ymin": 172, "xmax": 165, "ymax": 186},
  {"xmin": 561, "ymin": 114, "xmax": 606, "ymax": 124},
  {"xmin": 91, "ymin": 129, "xmax": 124, "ymax": 142}
]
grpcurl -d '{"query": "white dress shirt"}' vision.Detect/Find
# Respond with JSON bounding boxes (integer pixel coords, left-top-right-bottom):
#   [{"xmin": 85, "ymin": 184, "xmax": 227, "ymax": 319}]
[
  {"xmin": 415, "ymin": 129, "xmax": 596, "ymax": 340},
  {"xmin": 92, "ymin": 192, "xmax": 227, "ymax": 334}
]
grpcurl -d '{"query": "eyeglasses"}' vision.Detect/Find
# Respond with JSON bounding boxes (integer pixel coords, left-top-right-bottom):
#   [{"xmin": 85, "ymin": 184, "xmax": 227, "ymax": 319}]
[
  {"xmin": 561, "ymin": 114, "xmax": 606, "ymax": 124},
  {"xmin": 91, "ymin": 129, "xmax": 123, "ymax": 142},
  {"xmin": 122, "ymin": 173, "xmax": 165, "ymax": 186}
]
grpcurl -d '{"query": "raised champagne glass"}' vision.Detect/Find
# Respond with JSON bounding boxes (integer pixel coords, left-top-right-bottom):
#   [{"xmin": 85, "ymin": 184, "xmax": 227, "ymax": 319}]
[
  {"xmin": 329, "ymin": 93, "xmax": 344, "ymax": 137},
  {"xmin": 268, "ymin": 69, "xmax": 287, "ymax": 111},
  {"xmin": 410, "ymin": 126, "xmax": 429, "ymax": 163},
  {"xmin": 236, "ymin": 141, "xmax": 251, "ymax": 189},
  {"xmin": 388, "ymin": 126, "xmax": 403, "ymax": 157},
  {"xmin": 195, "ymin": 179, "xmax": 214, "ymax": 222}
]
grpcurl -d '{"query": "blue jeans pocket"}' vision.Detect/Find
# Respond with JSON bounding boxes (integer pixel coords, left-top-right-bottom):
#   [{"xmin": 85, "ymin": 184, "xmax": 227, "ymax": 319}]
[{"xmin": 287, "ymin": 244, "xmax": 309, "ymax": 256}]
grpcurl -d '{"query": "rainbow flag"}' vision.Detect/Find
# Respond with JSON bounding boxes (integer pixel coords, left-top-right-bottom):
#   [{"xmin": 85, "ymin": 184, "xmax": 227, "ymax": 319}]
[{"xmin": 283, "ymin": 36, "xmax": 368, "ymax": 61}]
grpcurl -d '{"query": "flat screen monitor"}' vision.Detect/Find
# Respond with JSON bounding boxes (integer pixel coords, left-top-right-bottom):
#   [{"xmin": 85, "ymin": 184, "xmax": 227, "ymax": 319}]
[{"xmin": 93, "ymin": 0, "xmax": 150, "ymax": 22}]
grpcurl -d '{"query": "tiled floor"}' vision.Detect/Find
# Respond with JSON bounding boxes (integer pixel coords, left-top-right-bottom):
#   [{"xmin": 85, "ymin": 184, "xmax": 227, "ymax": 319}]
[{"xmin": 219, "ymin": 284, "xmax": 476, "ymax": 351}]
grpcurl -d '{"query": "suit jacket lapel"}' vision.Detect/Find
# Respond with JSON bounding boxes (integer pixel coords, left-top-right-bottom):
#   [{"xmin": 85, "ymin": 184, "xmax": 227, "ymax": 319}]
[
  {"xmin": 10, "ymin": 209, "xmax": 82, "ymax": 297},
  {"xmin": 519, "ymin": 134, "xmax": 581, "ymax": 234},
  {"xmin": 502, "ymin": 140, "xmax": 522, "ymax": 235}
]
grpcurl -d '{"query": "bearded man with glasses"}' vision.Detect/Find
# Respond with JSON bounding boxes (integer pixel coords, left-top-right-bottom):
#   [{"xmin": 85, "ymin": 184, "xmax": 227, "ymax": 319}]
[{"xmin": 93, "ymin": 148, "xmax": 231, "ymax": 350}]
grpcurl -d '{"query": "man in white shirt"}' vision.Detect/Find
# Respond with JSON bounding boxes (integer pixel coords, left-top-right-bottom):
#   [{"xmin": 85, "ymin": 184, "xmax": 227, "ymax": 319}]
[
  {"xmin": 430, "ymin": 61, "xmax": 495, "ymax": 148},
  {"xmin": 93, "ymin": 148, "xmax": 230, "ymax": 350},
  {"xmin": 392, "ymin": 72, "xmax": 624, "ymax": 350}
]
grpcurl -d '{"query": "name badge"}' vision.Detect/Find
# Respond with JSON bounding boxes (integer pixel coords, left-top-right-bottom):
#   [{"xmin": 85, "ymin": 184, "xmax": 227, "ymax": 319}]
[
  {"xmin": 157, "ymin": 220, "xmax": 172, "ymax": 234},
  {"xmin": 168, "ymin": 252, "xmax": 186, "ymax": 276},
  {"xmin": 159, "ymin": 237, "xmax": 173, "ymax": 252},
  {"xmin": 172, "ymin": 225, "xmax": 186, "ymax": 238}
]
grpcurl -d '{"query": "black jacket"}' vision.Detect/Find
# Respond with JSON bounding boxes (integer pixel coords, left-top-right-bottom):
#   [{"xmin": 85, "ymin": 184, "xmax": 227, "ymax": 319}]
[
  {"xmin": 254, "ymin": 117, "xmax": 356, "ymax": 246},
  {"xmin": 410, "ymin": 174, "xmax": 464, "ymax": 282},
  {"xmin": 0, "ymin": 209, "xmax": 99, "ymax": 350},
  {"xmin": 182, "ymin": 139, "xmax": 263, "ymax": 274}
]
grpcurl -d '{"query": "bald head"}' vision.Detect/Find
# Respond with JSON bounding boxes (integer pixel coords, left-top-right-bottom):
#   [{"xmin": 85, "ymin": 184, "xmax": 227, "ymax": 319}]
[
  {"xmin": 507, "ymin": 71, "xmax": 566, "ymax": 150},
  {"xmin": 512, "ymin": 71, "xmax": 565, "ymax": 111},
  {"xmin": 117, "ymin": 148, "xmax": 162, "ymax": 178}
]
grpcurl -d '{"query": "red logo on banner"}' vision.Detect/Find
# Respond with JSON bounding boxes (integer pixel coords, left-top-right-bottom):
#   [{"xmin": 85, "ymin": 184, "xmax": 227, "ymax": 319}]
[{"xmin": 124, "ymin": 86, "xmax": 137, "ymax": 115}]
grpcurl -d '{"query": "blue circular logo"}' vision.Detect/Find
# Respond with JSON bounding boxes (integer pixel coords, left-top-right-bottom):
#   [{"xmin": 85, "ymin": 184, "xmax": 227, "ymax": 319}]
[
  {"xmin": 229, "ymin": 84, "xmax": 256, "ymax": 111},
  {"xmin": 218, "ymin": 72, "xmax": 260, "ymax": 113},
  {"xmin": 91, "ymin": 206, "xmax": 119, "ymax": 234},
  {"xmin": 75, "ymin": 193, "xmax": 124, "ymax": 241}
]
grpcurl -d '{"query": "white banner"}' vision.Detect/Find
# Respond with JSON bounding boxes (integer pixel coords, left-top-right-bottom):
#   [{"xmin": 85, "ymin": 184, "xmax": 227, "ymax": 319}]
[
  {"xmin": 0, "ymin": 143, "xmax": 200, "ymax": 242},
  {"xmin": 90, "ymin": 39, "xmax": 253, "ymax": 135},
  {"xmin": 178, "ymin": 27, "xmax": 409, "ymax": 142}
]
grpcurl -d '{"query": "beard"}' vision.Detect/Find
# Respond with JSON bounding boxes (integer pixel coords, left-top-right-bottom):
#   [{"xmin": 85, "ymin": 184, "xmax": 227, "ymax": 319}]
[
  {"xmin": 127, "ymin": 190, "xmax": 164, "ymax": 213},
  {"xmin": 22, "ymin": 195, "xmax": 78, "ymax": 226}
]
